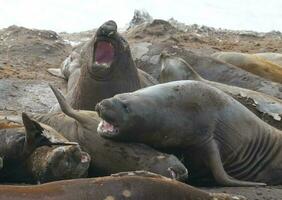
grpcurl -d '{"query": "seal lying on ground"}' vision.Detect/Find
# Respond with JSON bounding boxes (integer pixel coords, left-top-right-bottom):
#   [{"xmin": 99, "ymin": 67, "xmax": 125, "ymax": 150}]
[
  {"xmin": 211, "ymin": 52, "xmax": 282, "ymax": 83},
  {"xmin": 51, "ymin": 20, "xmax": 157, "ymax": 111},
  {"xmin": 254, "ymin": 52, "xmax": 282, "ymax": 66},
  {"xmin": 160, "ymin": 53, "xmax": 282, "ymax": 130},
  {"xmin": 32, "ymin": 85, "xmax": 188, "ymax": 180},
  {"xmin": 0, "ymin": 113, "xmax": 69, "ymax": 182},
  {"xmin": 0, "ymin": 114, "xmax": 90, "ymax": 183},
  {"xmin": 0, "ymin": 171, "xmax": 245, "ymax": 200},
  {"xmin": 97, "ymin": 80, "xmax": 282, "ymax": 186},
  {"xmin": 131, "ymin": 43, "xmax": 282, "ymax": 99}
]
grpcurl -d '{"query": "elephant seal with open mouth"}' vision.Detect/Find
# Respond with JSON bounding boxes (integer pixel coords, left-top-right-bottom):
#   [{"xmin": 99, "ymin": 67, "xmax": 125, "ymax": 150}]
[
  {"xmin": 97, "ymin": 80, "xmax": 282, "ymax": 186},
  {"xmin": 32, "ymin": 85, "xmax": 188, "ymax": 181},
  {"xmin": 51, "ymin": 20, "xmax": 157, "ymax": 111}
]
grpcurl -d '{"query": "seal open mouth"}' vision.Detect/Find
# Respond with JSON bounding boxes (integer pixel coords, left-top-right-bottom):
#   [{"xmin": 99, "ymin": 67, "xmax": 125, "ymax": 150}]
[
  {"xmin": 97, "ymin": 120, "xmax": 119, "ymax": 137},
  {"xmin": 94, "ymin": 41, "xmax": 115, "ymax": 68}
]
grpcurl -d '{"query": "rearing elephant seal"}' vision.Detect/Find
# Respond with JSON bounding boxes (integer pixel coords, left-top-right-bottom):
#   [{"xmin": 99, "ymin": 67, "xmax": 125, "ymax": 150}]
[
  {"xmin": 97, "ymin": 80, "xmax": 282, "ymax": 186},
  {"xmin": 62, "ymin": 20, "xmax": 157, "ymax": 111}
]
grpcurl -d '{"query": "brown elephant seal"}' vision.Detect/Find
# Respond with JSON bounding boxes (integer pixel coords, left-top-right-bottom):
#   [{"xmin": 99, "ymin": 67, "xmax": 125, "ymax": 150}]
[
  {"xmin": 47, "ymin": 51, "xmax": 81, "ymax": 80},
  {"xmin": 0, "ymin": 113, "xmax": 90, "ymax": 183},
  {"xmin": 32, "ymin": 85, "xmax": 188, "ymax": 181},
  {"xmin": 56, "ymin": 20, "xmax": 157, "ymax": 111},
  {"xmin": 0, "ymin": 113, "xmax": 71, "ymax": 182},
  {"xmin": 0, "ymin": 171, "xmax": 245, "ymax": 200},
  {"xmin": 254, "ymin": 52, "xmax": 282, "ymax": 66},
  {"xmin": 131, "ymin": 43, "xmax": 282, "ymax": 99},
  {"xmin": 160, "ymin": 53, "xmax": 282, "ymax": 130},
  {"xmin": 97, "ymin": 80, "xmax": 282, "ymax": 186},
  {"xmin": 211, "ymin": 52, "xmax": 282, "ymax": 83}
]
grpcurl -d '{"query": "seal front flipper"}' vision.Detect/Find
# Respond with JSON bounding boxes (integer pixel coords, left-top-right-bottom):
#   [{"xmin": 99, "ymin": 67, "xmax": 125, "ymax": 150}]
[
  {"xmin": 22, "ymin": 113, "xmax": 77, "ymax": 152},
  {"xmin": 47, "ymin": 68, "xmax": 65, "ymax": 79},
  {"xmin": 203, "ymin": 139, "xmax": 266, "ymax": 187}
]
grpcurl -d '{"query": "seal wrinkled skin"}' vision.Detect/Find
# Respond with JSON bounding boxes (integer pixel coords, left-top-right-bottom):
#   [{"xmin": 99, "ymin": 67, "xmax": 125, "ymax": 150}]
[
  {"xmin": 0, "ymin": 113, "xmax": 90, "ymax": 183},
  {"xmin": 160, "ymin": 53, "xmax": 282, "ymax": 130},
  {"xmin": 32, "ymin": 85, "xmax": 188, "ymax": 181},
  {"xmin": 0, "ymin": 171, "xmax": 246, "ymax": 200},
  {"xmin": 97, "ymin": 80, "xmax": 282, "ymax": 186},
  {"xmin": 63, "ymin": 20, "xmax": 157, "ymax": 111}
]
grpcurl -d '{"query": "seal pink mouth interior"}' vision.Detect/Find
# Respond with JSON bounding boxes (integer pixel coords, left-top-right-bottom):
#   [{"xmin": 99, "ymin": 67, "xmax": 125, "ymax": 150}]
[
  {"xmin": 97, "ymin": 120, "xmax": 119, "ymax": 136},
  {"xmin": 95, "ymin": 41, "xmax": 114, "ymax": 64}
]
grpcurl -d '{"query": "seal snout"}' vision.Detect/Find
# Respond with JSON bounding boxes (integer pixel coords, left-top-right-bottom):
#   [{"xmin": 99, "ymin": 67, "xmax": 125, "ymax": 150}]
[
  {"xmin": 97, "ymin": 20, "xmax": 117, "ymax": 37},
  {"xmin": 96, "ymin": 99, "xmax": 120, "ymax": 137}
]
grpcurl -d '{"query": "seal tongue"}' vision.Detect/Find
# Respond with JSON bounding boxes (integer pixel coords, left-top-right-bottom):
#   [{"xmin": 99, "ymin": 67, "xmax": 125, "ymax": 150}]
[
  {"xmin": 98, "ymin": 120, "xmax": 114, "ymax": 133},
  {"xmin": 95, "ymin": 41, "xmax": 114, "ymax": 64}
]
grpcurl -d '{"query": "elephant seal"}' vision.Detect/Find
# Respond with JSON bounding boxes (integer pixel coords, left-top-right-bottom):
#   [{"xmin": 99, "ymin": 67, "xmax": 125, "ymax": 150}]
[
  {"xmin": 0, "ymin": 171, "xmax": 245, "ymax": 200},
  {"xmin": 0, "ymin": 113, "xmax": 90, "ymax": 183},
  {"xmin": 131, "ymin": 43, "xmax": 282, "ymax": 99},
  {"xmin": 97, "ymin": 80, "xmax": 282, "ymax": 186},
  {"xmin": 160, "ymin": 53, "xmax": 282, "ymax": 130},
  {"xmin": 211, "ymin": 52, "xmax": 282, "ymax": 83},
  {"xmin": 32, "ymin": 85, "xmax": 188, "ymax": 181},
  {"xmin": 254, "ymin": 52, "xmax": 282, "ymax": 66},
  {"xmin": 55, "ymin": 20, "xmax": 157, "ymax": 111},
  {"xmin": 47, "ymin": 51, "xmax": 81, "ymax": 80}
]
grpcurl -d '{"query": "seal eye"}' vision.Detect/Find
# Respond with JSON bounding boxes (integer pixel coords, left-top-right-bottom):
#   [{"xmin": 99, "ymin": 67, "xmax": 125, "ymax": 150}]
[{"xmin": 122, "ymin": 102, "xmax": 130, "ymax": 113}]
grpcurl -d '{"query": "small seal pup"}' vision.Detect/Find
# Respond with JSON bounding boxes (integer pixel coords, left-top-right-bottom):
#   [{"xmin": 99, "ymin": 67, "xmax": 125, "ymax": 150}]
[
  {"xmin": 160, "ymin": 53, "xmax": 282, "ymax": 130},
  {"xmin": 32, "ymin": 85, "xmax": 188, "ymax": 180},
  {"xmin": 0, "ymin": 171, "xmax": 245, "ymax": 200},
  {"xmin": 97, "ymin": 80, "xmax": 282, "ymax": 186},
  {"xmin": 212, "ymin": 51, "xmax": 282, "ymax": 83},
  {"xmin": 51, "ymin": 20, "xmax": 157, "ymax": 111}
]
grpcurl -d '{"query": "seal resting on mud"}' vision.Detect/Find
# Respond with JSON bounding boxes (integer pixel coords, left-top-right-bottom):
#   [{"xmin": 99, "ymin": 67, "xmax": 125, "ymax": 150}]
[
  {"xmin": 0, "ymin": 113, "xmax": 90, "ymax": 183},
  {"xmin": 32, "ymin": 85, "xmax": 188, "ymax": 180},
  {"xmin": 97, "ymin": 80, "xmax": 282, "ymax": 186},
  {"xmin": 212, "ymin": 52, "xmax": 282, "ymax": 83},
  {"xmin": 160, "ymin": 53, "xmax": 282, "ymax": 130},
  {"xmin": 0, "ymin": 171, "xmax": 245, "ymax": 200},
  {"xmin": 53, "ymin": 20, "xmax": 157, "ymax": 111}
]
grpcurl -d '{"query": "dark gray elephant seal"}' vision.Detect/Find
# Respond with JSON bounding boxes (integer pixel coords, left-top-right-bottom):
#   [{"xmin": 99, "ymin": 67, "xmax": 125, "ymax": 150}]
[
  {"xmin": 131, "ymin": 43, "xmax": 282, "ymax": 99},
  {"xmin": 97, "ymin": 80, "xmax": 282, "ymax": 186},
  {"xmin": 32, "ymin": 85, "xmax": 188, "ymax": 181},
  {"xmin": 56, "ymin": 20, "xmax": 157, "ymax": 111},
  {"xmin": 0, "ymin": 113, "xmax": 89, "ymax": 183},
  {"xmin": 160, "ymin": 53, "xmax": 282, "ymax": 130},
  {"xmin": 0, "ymin": 171, "xmax": 245, "ymax": 200}
]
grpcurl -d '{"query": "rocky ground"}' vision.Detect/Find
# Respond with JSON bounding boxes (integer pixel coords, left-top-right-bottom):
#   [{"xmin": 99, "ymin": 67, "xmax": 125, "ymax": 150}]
[{"xmin": 1, "ymin": 11, "xmax": 282, "ymax": 200}]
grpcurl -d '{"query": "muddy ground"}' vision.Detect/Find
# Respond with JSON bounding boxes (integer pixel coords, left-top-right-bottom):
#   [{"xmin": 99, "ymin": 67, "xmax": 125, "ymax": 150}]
[{"xmin": 1, "ymin": 14, "xmax": 282, "ymax": 199}]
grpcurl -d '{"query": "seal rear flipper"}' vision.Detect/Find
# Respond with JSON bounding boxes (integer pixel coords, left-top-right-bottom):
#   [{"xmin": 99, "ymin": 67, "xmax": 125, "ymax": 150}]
[
  {"xmin": 22, "ymin": 113, "xmax": 76, "ymax": 150},
  {"xmin": 49, "ymin": 84, "xmax": 91, "ymax": 126},
  {"xmin": 203, "ymin": 139, "xmax": 266, "ymax": 187},
  {"xmin": 47, "ymin": 68, "xmax": 65, "ymax": 79}
]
